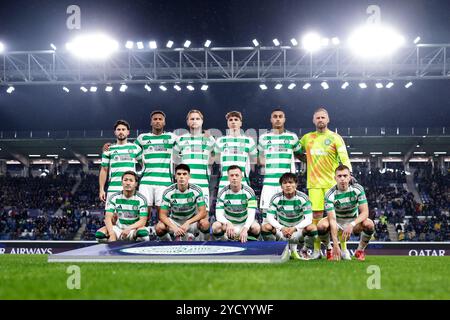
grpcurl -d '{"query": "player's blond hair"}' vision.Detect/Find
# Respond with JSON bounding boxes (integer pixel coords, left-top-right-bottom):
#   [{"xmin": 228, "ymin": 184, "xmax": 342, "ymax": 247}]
[
  {"xmin": 186, "ymin": 109, "xmax": 204, "ymax": 120},
  {"xmin": 314, "ymin": 107, "xmax": 329, "ymax": 116},
  {"xmin": 225, "ymin": 111, "xmax": 242, "ymax": 121}
]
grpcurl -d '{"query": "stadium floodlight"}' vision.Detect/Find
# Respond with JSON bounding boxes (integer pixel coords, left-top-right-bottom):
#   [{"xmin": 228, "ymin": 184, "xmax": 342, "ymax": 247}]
[
  {"xmin": 320, "ymin": 81, "xmax": 329, "ymax": 90},
  {"xmin": 259, "ymin": 84, "xmax": 268, "ymax": 90},
  {"xmin": 359, "ymin": 82, "xmax": 367, "ymax": 89},
  {"xmin": 105, "ymin": 85, "xmax": 113, "ymax": 92},
  {"xmin": 183, "ymin": 40, "xmax": 191, "ymax": 48},
  {"xmin": 173, "ymin": 84, "xmax": 182, "ymax": 91},
  {"xmin": 386, "ymin": 82, "xmax": 394, "ymax": 88},
  {"xmin": 405, "ymin": 81, "xmax": 413, "ymax": 88},
  {"xmin": 28, "ymin": 154, "xmax": 41, "ymax": 157},
  {"xmin": 80, "ymin": 86, "xmax": 88, "ymax": 92},
  {"xmin": 302, "ymin": 82, "xmax": 311, "ymax": 90},
  {"xmin": 413, "ymin": 36, "xmax": 421, "ymax": 44},
  {"xmin": 204, "ymin": 40, "xmax": 212, "ymax": 48},
  {"xmin": 375, "ymin": 82, "xmax": 384, "ymax": 89},
  {"xmin": 144, "ymin": 84, "xmax": 151, "ymax": 92},
  {"xmin": 290, "ymin": 38, "xmax": 298, "ymax": 46},
  {"xmin": 186, "ymin": 84, "xmax": 195, "ymax": 91},
  {"xmin": 149, "ymin": 41, "xmax": 157, "ymax": 49},
  {"xmin": 341, "ymin": 81, "xmax": 349, "ymax": 89},
  {"xmin": 125, "ymin": 41, "xmax": 134, "ymax": 49},
  {"xmin": 288, "ymin": 83, "xmax": 296, "ymax": 90},
  {"xmin": 273, "ymin": 38, "xmax": 280, "ymax": 46},
  {"xmin": 331, "ymin": 37, "xmax": 340, "ymax": 45},
  {"xmin": 159, "ymin": 85, "xmax": 167, "ymax": 91},
  {"xmin": 166, "ymin": 40, "xmax": 174, "ymax": 48},
  {"xmin": 434, "ymin": 151, "xmax": 447, "ymax": 155},
  {"xmin": 201, "ymin": 84, "xmax": 209, "ymax": 91},
  {"xmin": 90, "ymin": 86, "xmax": 97, "ymax": 92},
  {"xmin": 136, "ymin": 41, "xmax": 144, "ymax": 49},
  {"xmin": 6, "ymin": 86, "xmax": 15, "ymax": 94},
  {"xmin": 62, "ymin": 86, "xmax": 70, "ymax": 93},
  {"xmin": 50, "ymin": 43, "xmax": 57, "ymax": 50},
  {"xmin": 348, "ymin": 24, "xmax": 405, "ymax": 58},
  {"xmin": 302, "ymin": 32, "xmax": 322, "ymax": 52},
  {"xmin": 252, "ymin": 39, "xmax": 260, "ymax": 47},
  {"xmin": 65, "ymin": 33, "xmax": 119, "ymax": 60},
  {"xmin": 87, "ymin": 154, "xmax": 100, "ymax": 157},
  {"xmin": 119, "ymin": 84, "xmax": 128, "ymax": 92},
  {"xmin": 388, "ymin": 152, "xmax": 402, "ymax": 155},
  {"xmin": 0, "ymin": 42, "xmax": 4, "ymax": 53},
  {"xmin": 274, "ymin": 83, "xmax": 283, "ymax": 90}
]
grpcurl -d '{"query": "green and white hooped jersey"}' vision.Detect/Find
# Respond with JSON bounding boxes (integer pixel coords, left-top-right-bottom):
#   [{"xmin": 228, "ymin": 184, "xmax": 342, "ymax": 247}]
[
  {"xmin": 101, "ymin": 142, "xmax": 142, "ymax": 193},
  {"xmin": 215, "ymin": 135, "xmax": 257, "ymax": 188},
  {"xmin": 174, "ymin": 133, "xmax": 215, "ymax": 189},
  {"xmin": 135, "ymin": 132, "xmax": 176, "ymax": 187},
  {"xmin": 325, "ymin": 184, "xmax": 368, "ymax": 220},
  {"xmin": 267, "ymin": 191, "xmax": 313, "ymax": 227},
  {"xmin": 258, "ymin": 131, "xmax": 301, "ymax": 187},
  {"xmin": 160, "ymin": 183, "xmax": 206, "ymax": 221},
  {"xmin": 216, "ymin": 185, "xmax": 257, "ymax": 225},
  {"xmin": 105, "ymin": 191, "xmax": 148, "ymax": 227}
]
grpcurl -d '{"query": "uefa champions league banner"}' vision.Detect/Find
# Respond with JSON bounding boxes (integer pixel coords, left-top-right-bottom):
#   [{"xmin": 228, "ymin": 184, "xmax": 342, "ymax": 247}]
[{"xmin": 0, "ymin": 241, "xmax": 449, "ymax": 257}]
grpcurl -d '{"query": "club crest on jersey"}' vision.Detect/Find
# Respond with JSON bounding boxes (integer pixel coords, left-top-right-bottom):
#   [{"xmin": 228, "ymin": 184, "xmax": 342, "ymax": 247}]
[
  {"xmin": 133, "ymin": 205, "xmax": 138, "ymax": 210},
  {"xmin": 163, "ymin": 139, "xmax": 169, "ymax": 144},
  {"xmin": 350, "ymin": 196, "xmax": 356, "ymax": 202},
  {"xmin": 284, "ymin": 139, "xmax": 290, "ymax": 145},
  {"xmin": 187, "ymin": 197, "xmax": 194, "ymax": 203},
  {"xmin": 128, "ymin": 149, "xmax": 135, "ymax": 154},
  {"xmin": 324, "ymin": 139, "xmax": 331, "ymax": 146},
  {"xmin": 294, "ymin": 205, "xmax": 301, "ymax": 211},
  {"xmin": 241, "ymin": 199, "xmax": 248, "ymax": 205}
]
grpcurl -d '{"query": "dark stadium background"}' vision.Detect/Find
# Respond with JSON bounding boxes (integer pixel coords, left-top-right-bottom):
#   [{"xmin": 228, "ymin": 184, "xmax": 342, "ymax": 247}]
[{"xmin": 0, "ymin": 0, "xmax": 449, "ymax": 131}]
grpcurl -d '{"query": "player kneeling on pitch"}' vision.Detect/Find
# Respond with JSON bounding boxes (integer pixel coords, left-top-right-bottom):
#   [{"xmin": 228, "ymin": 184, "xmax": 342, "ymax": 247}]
[
  {"xmin": 155, "ymin": 164, "xmax": 210, "ymax": 241},
  {"xmin": 317, "ymin": 164, "xmax": 374, "ymax": 261},
  {"xmin": 95, "ymin": 171, "xmax": 150, "ymax": 242},
  {"xmin": 262, "ymin": 173, "xmax": 318, "ymax": 260},
  {"xmin": 212, "ymin": 165, "xmax": 261, "ymax": 243}
]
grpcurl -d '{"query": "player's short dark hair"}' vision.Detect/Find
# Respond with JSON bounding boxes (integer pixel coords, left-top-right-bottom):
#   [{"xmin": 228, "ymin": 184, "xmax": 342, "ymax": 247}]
[
  {"xmin": 175, "ymin": 164, "xmax": 190, "ymax": 173},
  {"xmin": 279, "ymin": 172, "xmax": 298, "ymax": 185},
  {"xmin": 271, "ymin": 108, "xmax": 285, "ymax": 115},
  {"xmin": 335, "ymin": 164, "xmax": 351, "ymax": 174},
  {"xmin": 114, "ymin": 120, "xmax": 130, "ymax": 130},
  {"xmin": 122, "ymin": 170, "xmax": 139, "ymax": 182},
  {"xmin": 151, "ymin": 110, "xmax": 166, "ymax": 119},
  {"xmin": 225, "ymin": 111, "xmax": 242, "ymax": 121},
  {"xmin": 227, "ymin": 165, "xmax": 242, "ymax": 173}
]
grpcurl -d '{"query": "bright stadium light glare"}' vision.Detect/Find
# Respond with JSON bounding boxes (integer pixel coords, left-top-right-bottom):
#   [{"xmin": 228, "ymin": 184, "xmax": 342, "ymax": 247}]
[
  {"xmin": 6, "ymin": 86, "xmax": 15, "ymax": 94},
  {"xmin": 105, "ymin": 85, "xmax": 113, "ymax": 92},
  {"xmin": 65, "ymin": 33, "xmax": 119, "ymax": 60},
  {"xmin": 290, "ymin": 38, "xmax": 298, "ymax": 46},
  {"xmin": 62, "ymin": 86, "xmax": 70, "ymax": 93},
  {"xmin": 302, "ymin": 32, "xmax": 322, "ymax": 52},
  {"xmin": 0, "ymin": 42, "xmax": 4, "ymax": 53},
  {"xmin": 204, "ymin": 40, "xmax": 212, "ymax": 48},
  {"xmin": 201, "ymin": 84, "xmax": 209, "ymax": 91},
  {"xmin": 273, "ymin": 38, "xmax": 280, "ymax": 46},
  {"xmin": 320, "ymin": 81, "xmax": 329, "ymax": 90},
  {"xmin": 331, "ymin": 37, "xmax": 340, "ymax": 45},
  {"xmin": 173, "ymin": 84, "xmax": 182, "ymax": 91},
  {"xmin": 252, "ymin": 39, "xmax": 260, "ymax": 47},
  {"xmin": 413, "ymin": 36, "xmax": 421, "ymax": 44},
  {"xmin": 274, "ymin": 83, "xmax": 283, "ymax": 90},
  {"xmin": 341, "ymin": 81, "xmax": 349, "ymax": 89},
  {"xmin": 144, "ymin": 84, "xmax": 151, "ymax": 92},
  {"xmin": 136, "ymin": 41, "xmax": 144, "ymax": 49},
  {"xmin": 50, "ymin": 43, "xmax": 57, "ymax": 50},
  {"xmin": 125, "ymin": 41, "xmax": 134, "ymax": 49},
  {"xmin": 166, "ymin": 40, "xmax": 174, "ymax": 48},
  {"xmin": 119, "ymin": 84, "xmax": 128, "ymax": 92},
  {"xmin": 359, "ymin": 82, "xmax": 367, "ymax": 89},
  {"xmin": 80, "ymin": 86, "xmax": 88, "ymax": 92},
  {"xmin": 90, "ymin": 86, "xmax": 97, "ymax": 92},
  {"xmin": 302, "ymin": 82, "xmax": 311, "ymax": 90},
  {"xmin": 186, "ymin": 84, "xmax": 195, "ymax": 91},
  {"xmin": 405, "ymin": 81, "xmax": 413, "ymax": 88},
  {"xmin": 159, "ymin": 85, "xmax": 167, "ymax": 91},
  {"xmin": 375, "ymin": 82, "xmax": 384, "ymax": 89},
  {"xmin": 259, "ymin": 84, "xmax": 268, "ymax": 90},
  {"xmin": 183, "ymin": 40, "xmax": 191, "ymax": 48},
  {"xmin": 386, "ymin": 82, "xmax": 394, "ymax": 88},
  {"xmin": 288, "ymin": 83, "xmax": 296, "ymax": 90},
  {"xmin": 149, "ymin": 41, "xmax": 157, "ymax": 49},
  {"xmin": 348, "ymin": 24, "xmax": 405, "ymax": 58},
  {"xmin": 321, "ymin": 38, "xmax": 330, "ymax": 47}
]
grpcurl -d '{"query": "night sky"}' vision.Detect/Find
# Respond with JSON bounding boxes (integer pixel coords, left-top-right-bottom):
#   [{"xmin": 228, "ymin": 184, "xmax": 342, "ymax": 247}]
[{"xmin": 0, "ymin": 0, "xmax": 449, "ymax": 131}]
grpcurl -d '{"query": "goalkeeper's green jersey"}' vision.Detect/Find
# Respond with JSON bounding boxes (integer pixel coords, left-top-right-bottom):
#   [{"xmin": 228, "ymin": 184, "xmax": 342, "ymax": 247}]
[{"xmin": 299, "ymin": 129, "xmax": 351, "ymax": 189}]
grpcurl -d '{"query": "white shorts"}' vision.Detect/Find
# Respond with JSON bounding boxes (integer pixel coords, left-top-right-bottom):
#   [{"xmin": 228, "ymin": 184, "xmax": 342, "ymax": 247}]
[
  {"xmin": 139, "ymin": 184, "xmax": 166, "ymax": 207},
  {"xmin": 260, "ymin": 185, "xmax": 282, "ymax": 224},
  {"xmin": 275, "ymin": 229, "xmax": 303, "ymax": 244},
  {"xmin": 336, "ymin": 218, "xmax": 357, "ymax": 231},
  {"xmin": 112, "ymin": 225, "xmax": 136, "ymax": 240},
  {"xmin": 168, "ymin": 218, "xmax": 199, "ymax": 236},
  {"xmin": 219, "ymin": 221, "xmax": 260, "ymax": 240}
]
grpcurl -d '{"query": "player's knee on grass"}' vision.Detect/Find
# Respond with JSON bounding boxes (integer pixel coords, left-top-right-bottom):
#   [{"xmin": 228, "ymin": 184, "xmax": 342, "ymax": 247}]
[{"xmin": 155, "ymin": 221, "xmax": 168, "ymax": 236}]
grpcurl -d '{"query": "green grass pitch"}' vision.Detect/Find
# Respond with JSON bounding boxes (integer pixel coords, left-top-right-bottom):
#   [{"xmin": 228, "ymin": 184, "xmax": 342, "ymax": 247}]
[{"xmin": 0, "ymin": 255, "xmax": 449, "ymax": 299}]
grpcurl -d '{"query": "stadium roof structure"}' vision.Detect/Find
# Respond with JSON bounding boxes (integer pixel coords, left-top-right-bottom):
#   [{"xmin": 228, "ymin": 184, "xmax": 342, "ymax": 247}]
[
  {"xmin": 0, "ymin": 127, "xmax": 449, "ymax": 164},
  {"xmin": 1, "ymin": 44, "xmax": 450, "ymax": 86}
]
